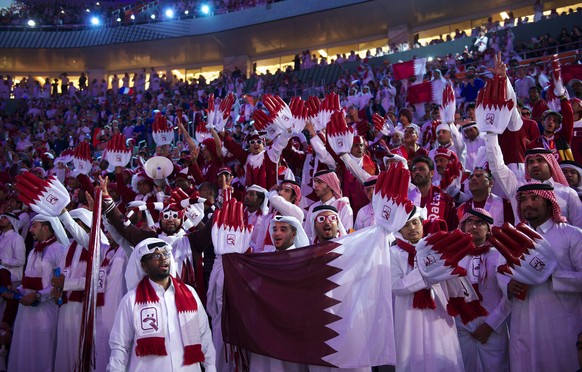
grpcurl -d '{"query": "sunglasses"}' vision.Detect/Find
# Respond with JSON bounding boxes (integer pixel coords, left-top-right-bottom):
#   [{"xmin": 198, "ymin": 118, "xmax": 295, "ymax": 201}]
[
  {"xmin": 315, "ymin": 214, "xmax": 338, "ymax": 224},
  {"xmin": 521, "ymin": 111, "xmax": 531, "ymax": 116},
  {"xmin": 249, "ymin": 140, "xmax": 263, "ymax": 145},
  {"xmin": 162, "ymin": 211, "xmax": 180, "ymax": 220},
  {"xmin": 147, "ymin": 251, "xmax": 171, "ymax": 261}
]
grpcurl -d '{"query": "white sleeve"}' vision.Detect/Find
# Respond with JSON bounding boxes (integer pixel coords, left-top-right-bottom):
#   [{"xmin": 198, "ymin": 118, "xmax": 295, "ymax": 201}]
[
  {"xmin": 551, "ymin": 227, "xmax": 582, "ymax": 292},
  {"xmin": 338, "ymin": 202, "xmax": 354, "ymax": 232},
  {"xmin": 59, "ymin": 210, "xmax": 90, "ymax": 248},
  {"xmin": 266, "ymin": 129, "xmax": 292, "ymax": 163},
  {"xmin": 390, "ymin": 246, "xmax": 429, "ymax": 295},
  {"xmin": 267, "ymin": 193, "xmax": 304, "ymax": 221},
  {"xmin": 2, "ymin": 234, "xmax": 25, "ymax": 268},
  {"xmin": 190, "ymin": 287, "xmax": 216, "ymax": 372},
  {"xmin": 339, "ymin": 153, "xmax": 372, "ymax": 184},
  {"xmin": 310, "ymin": 135, "xmax": 336, "ymax": 168},
  {"xmin": 484, "ymin": 133, "xmax": 519, "ymax": 200},
  {"xmin": 107, "ymin": 293, "xmax": 135, "ymax": 372}
]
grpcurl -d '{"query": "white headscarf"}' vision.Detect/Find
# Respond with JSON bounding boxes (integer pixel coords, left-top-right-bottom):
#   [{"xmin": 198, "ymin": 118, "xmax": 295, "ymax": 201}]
[
  {"xmin": 269, "ymin": 216, "xmax": 310, "ymax": 249},
  {"xmin": 0, "ymin": 213, "xmax": 20, "ymax": 232},
  {"xmin": 31, "ymin": 214, "xmax": 69, "ymax": 247},
  {"xmin": 124, "ymin": 238, "xmax": 177, "ymax": 290},
  {"xmin": 247, "ymin": 184, "xmax": 269, "ymax": 215},
  {"xmin": 68, "ymin": 208, "xmax": 110, "ymax": 246}
]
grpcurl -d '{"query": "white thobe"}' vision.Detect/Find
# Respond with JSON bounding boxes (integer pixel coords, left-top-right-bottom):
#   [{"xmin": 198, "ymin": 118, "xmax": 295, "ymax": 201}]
[
  {"xmin": 390, "ymin": 243, "xmax": 464, "ymax": 372},
  {"xmin": 0, "ymin": 229, "xmax": 25, "ymax": 283},
  {"xmin": 8, "ymin": 240, "xmax": 64, "ymax": 372},
  {"xmin": 108, "ymin": 278, "xmax": 216, "ymax": 372},
  {"xmin": 499, "ymin": 219, "xmax": 582, "ymax": 372},
  {"xmin": 457, "ymin": 249, "xmax": 511, "ymax": 371}
]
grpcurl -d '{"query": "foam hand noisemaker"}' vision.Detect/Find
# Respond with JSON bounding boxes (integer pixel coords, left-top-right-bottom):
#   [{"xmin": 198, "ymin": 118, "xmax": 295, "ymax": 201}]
[
  {"xmin": 15, "ymin": 172, "xmax": 70, "ymax": 216},
  {"xmin": 475, "ymin": 73, "xmax": 516, "ymax": 135},
  {"xmin": 314, "ymin": 92, "xmax": 340, "ymax": 132},
  {"xmin": 326, "ymin": 110, "xmax": 353, "ymax": 155},
  {"xmin": 415, "ymin": 229, "xmax": 475, "ymax": 284},
  {"xmin": 207, "ymin": 93, "xmax": 235, "ymax": 132},
  {"xmin": 490, "ymin": 222, "xmax": 557, "ymax": 285},
  {"xmin": 152, "ymin": 111, "xmax": 174, "ymax": 146},
  {"xmin": 212, "ymin": 198, "xmax": 253, "ymax": 255},
  {"xmin": 372, "ymin": 161, "xmax": 415, "ymax": 232},
  {"xmin": 105, "ymin": 133, "xmax": 132, "ymax": 168},
  {"xmin": 72, "ymin": 141, "xmax": 92, "ymax": 175}
]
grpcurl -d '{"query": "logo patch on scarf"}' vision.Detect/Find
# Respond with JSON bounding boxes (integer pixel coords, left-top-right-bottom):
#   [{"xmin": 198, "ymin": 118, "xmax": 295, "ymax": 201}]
[{"xmin": 141, "ymin": 307, "xmax": 159, "ymax": 332}]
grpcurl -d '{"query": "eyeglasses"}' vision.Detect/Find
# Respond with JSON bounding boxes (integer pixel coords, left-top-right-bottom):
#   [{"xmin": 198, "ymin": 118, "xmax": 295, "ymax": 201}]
[
  {"xmin": 315, "ymin": 214, "xmax": 338, "ymax": 224},
  {"xmin": 521, "ymin": 111, "xmax": 531, "ymax": 116},
  {"xmin": 464, "ymin": 218, "xmax": 487, "ymax": 227},
  {"xmin": 249, "ymin": 140, "xmax": 263, "ymax": 145},
  {"xmin": 162, "ymin": 211, "xmax": 180, "ymax": 220},
  {"xmin": 147, "ymin": 251, "xmax": 171, "ymax": 261}
]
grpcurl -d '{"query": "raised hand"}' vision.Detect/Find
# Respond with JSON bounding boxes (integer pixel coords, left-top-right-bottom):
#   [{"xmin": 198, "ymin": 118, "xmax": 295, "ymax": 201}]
[
  {"xmin": 440, "ymin": 155, "xmax": 463, "ymax": 197},
  {"xmin": 326, "ymin": 110, "xmax": 353, "ymax": 155},
  {"xmin": 546, "ymin": 56, "xmax": 568, "ymax": 111},
  {"xmin": 252, "ymin": 109, "xmax": 281, "ymax": 141},
  {"xmin": 372, "ymin": 113, "xmax": 391, "ymax": 136},
  {"xmin": 289, "ymin": 96, "xmax": 309, "ymax": 134},
  {"xmin": 263, "ymin": 94, "xmax": 293, "ymax": 132},
  {"xmin": 372, "ymin": 161, "xmax": 415, "ymax": 232},
  {"xmin": 105, "ymin": 134, "xmax": 131, "ymax": 167},
  {"xmin": 73, "ymin": 141, "xmax": 92, "ymax": 175},
  {"xmin": 475, "ymin": 71, "xmax": 515, "ymax": 135},
  {"xmin": 415, "ymin": 229, "xmax": 475, "ymax": 283},
  {"xmin": 490, "ymin": 222, "xmax": 557, "ymax": 285},
  {"xmin": 207, "ymin": 93, "xmax": 235, "ymax": 132},
  {"xmin": 315, "ymin": 92, "xmax": 340, "ymax": 132},
  {"xmin": 152, "ymin": 112, "xmax": 174, "ymax": 146},
  {"xmin": 211, "ymin": 198, "xmax": 253, "ymax": 255},
  {"xmin": 195, "ymin": 121, "xmax": 212, "ymax": 143},
  {"xmin": 15, "ymin": 173, "xmax": 70, "ymax": 217},
  {"xmin": 440, "ymin": 84, "xmax": 456, "ymax": 124}
]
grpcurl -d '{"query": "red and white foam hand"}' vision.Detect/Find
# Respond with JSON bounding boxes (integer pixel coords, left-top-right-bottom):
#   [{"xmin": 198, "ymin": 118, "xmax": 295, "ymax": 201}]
[
  {"xmin": 207, "ymin": 93, "xmax": 235, "ymax": 132},
  {"xmin": 72, "ymin": 141, "xmax": 92, "ymax": 175},
  {"xmin": 289, "ymin": 96, "xmax": 309, "ymax": 134},
  {"xmin": 263, "ymin": 94, "xmax": 293, "ymax": 132},
  {"xmin": 152, "ymin": 112, "xmax": 174, "ymax": 146},
  {"xmin": 315, "ymin": 92, "xmax": 340, "ymax": 132},
  {"xmin": 372, "ymin": 162, "xmax": 415, "ymax": 232},
  {"xmin": 105, "ymin": 134, "xmax": 131, "ymax": 167},
  {"xmin": 440, "ymin": 84, "xmax": 456, "ymax": 124},
  {"xmin": 211, "ymin": 198, "xmax": 253, "ymax": 255},
  {"xmin": 490, "ymin": 222, "xmax": 557, "ymax": 285},
  {"xmin": 475, "ymin": 75, "xmax": 516, "ymax": 135},
  {"xmin": 416, "ymin": 229, "xmax": 475, "ymax": 284},
  {"xmin": 252, "ymin": 109, "xmax": 281, "ymax": 140},
  {"xmin": 326, "ymin": 111, "xmax": 353, "ymax": 155},
  {"xmin": 551, "ymin": 55, "xmax": 566, "ymax": 97},
  {"xmin": 305, "ymin": 96, "xmax": 320, "ymax": 128},
  {"xmin": 195, "ymin": 121, "xmax": 212, "ymax": 143},
  {"xmin": 440, "ymin": 157, "xmax": 463, "ymax": 197},
  {"xmin": 55, "ymin": 148, "xmax": 74, "ymax": 165},
  {"xmin": 372, "ymin": 113, "xmax": 392, "ymax": 136},
  {"xmin": 15, "ymin": 173, "xmax": 70, "ymax": 217}
]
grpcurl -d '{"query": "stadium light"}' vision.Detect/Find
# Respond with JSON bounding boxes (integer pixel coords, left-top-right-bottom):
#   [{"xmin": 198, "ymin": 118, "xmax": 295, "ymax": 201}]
[
  {"xmin": 151, "ymin": 14, "xmax": 156, "ymax": 20},
  {"xmin": 116, "ymin": 17, "xmax": 121, "ymax": 22},
  {"xmin": 184, "ymin": 10, "xmax": 189, "ymax": 15},
  {"xmin": 27, "ymin": 19, "xmax": 36, "ymax": 27},
  {"xmin": 130, "ymin": 14, "xmax": 135, "ymax": 20},
  {"xmin": 201, "ymin": 5, "xmax": 210, "ymax": 15},
  {"xmin": 86, "ymin": 9, "xmax": 90, "ymax": 13},
  {"xmin": 90, "ymin": 17, "xmax": 100, "ymax": 26},
  {"xmin": 428, "ymin": 56, "xmax": 433, "ymax": 62},
  {"xmin": 165, "ymin": 9, "xmax": 174, "ymax": 18},
  {"xmin": 500, "ymin": 11, "xmax": 509, "ymax": 20}
]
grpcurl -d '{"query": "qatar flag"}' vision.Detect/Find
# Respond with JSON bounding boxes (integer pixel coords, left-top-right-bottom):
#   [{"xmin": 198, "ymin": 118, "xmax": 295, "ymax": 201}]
[
  {"xmin": 221, "ymin": 226, "xmax": 396, "ymax": 368},
  {"xmin": 392, "ymin": 58, "xmax": 427, "ymax": 80},
  {"xmin": 407, "ymin": 81, "xmax": 443, "ymax": 104}
]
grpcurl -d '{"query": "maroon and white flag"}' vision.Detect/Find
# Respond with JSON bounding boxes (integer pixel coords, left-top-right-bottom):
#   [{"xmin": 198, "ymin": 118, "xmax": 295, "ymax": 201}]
[
  {"xmin": 392, "ymin": 58, "xmax": 427, "ymax": 80},
  {"xmin": 221, "ymin": 226, "xmax": 396, "ymax": 368}
]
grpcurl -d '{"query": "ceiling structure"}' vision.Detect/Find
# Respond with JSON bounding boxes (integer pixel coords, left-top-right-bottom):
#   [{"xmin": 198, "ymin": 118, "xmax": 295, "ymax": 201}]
[{"xmin": 1, "ymin": 0, "xmax": 579, "ymax": 73}]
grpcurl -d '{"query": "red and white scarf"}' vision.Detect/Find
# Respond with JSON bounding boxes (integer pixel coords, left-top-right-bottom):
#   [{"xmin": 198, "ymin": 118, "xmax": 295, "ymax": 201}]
[{"xmin": 134, "ymin": 276, "xmax": 205, "ymax": 366}]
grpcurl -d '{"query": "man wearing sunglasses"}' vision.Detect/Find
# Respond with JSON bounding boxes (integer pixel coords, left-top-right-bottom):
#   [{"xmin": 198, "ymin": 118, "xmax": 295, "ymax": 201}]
[
  {"xmin": 310, "ymin": 205, "xmax": 347, "ymax": 244},
  {"xmin": 108, "ymin": 238, "xmax": 215, "ymax": 371}
]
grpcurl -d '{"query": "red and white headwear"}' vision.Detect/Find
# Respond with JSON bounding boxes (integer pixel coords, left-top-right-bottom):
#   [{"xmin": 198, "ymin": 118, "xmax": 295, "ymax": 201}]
[
  {"xmin": 435, "ymin": 122, "xmax": 451, "ymax": 133},
  {"xmin": 313, "ymin": 170, "xmax": 342, "ymax": 199},
  {"xmin": 524, "ymin": 148, "xmax": 568, "ymax": 186},
  {"xmin": 280, "ymin": 179, "xmax": 302, "ymax": 205},
  {"xmin": 131, "ymin": 171, "xmax": 154, "ymax": 193},
  {"xmin": 160, "ymin": 203, "xmax": 185, "ymax": 222},
  {"xmin": 516, "ymin": 182, "xmax": 567, "ymax": 223},
  {"xmin": 175, "ymin": 168, "xmax": 193, "ymax": 182},
  {"xmin": 353, "ymin": 135, "xmax": 366, "ymax": 145},
  {"xmin": 460, "ymin": 208, "xmax": 494, "ymax": 230},
  {"xmin": 433, "ymin": 147, "xmax": 458, "ymax": 162},
  {"xmin": 310, "ymin": 205, "xmax": 347, "ymax": 238},
  {"xmin": 201, "ymin": 138, "xmax": 219, "ymax": 160}
]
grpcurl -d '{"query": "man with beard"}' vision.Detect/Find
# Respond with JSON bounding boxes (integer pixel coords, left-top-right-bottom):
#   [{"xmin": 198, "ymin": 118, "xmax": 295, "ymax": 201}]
[
  {"xmin": 98, "ymin": 176, "xmax": 210, "ymax": 295},
  {"xmin": 108, "ymin": 238, "xmax": 215, "ymax": 371},
  {"xmin": 309, "ymin": 205, "xmax": 347, "ymax": 244},
  {"xmin": 456, "ymin": 167, "xmax": 514, "ymax": 227},
  {"xmin": 500, "ymin": 183, "xmax": 582, "ymax": 371},
  {"xmin": 560, "ymin": 160, "xmax": 582, "ymax": 200},
  {"xmin": 409, "ymin": 156, "xmax": 458, "ymax": 230}
]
